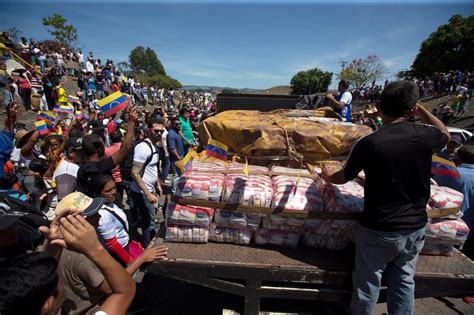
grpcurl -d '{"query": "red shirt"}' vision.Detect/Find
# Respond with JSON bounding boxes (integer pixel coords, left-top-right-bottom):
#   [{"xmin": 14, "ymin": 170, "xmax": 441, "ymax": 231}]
[
  {"xmin": 104, "ymin": 143, "xmax": 122, "ymax": 183},
  {"xmin": 16, "ymin": 77, "xmax": 31, "ymax": 90}
]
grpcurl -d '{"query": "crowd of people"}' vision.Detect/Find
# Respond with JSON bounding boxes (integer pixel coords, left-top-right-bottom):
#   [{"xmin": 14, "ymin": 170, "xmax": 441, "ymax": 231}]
[
  {"xmin": 0, "ymin": 31, "xmax": 218, "ymax": 315},
  {"xmin": 1, "ymin": 30, "xmax": 474, "ymax": 315}
]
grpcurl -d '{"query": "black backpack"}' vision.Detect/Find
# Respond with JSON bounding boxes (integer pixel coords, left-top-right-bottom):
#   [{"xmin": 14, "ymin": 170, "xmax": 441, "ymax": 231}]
[
  {"xmin": 120, "ymin": 140, "xmax": 159, "ymax": 182},
  {"xmin": 0, "ymin": 193, "xmax": 49, "ymax": 250}
]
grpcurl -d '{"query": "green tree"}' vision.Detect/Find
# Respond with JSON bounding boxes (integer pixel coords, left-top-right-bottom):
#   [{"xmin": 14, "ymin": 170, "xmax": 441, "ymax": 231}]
[
  {"xmin": 396, "ymin": 69, "xmax": 415, "ymax": 81},
  {"xmin": 411, "ymin": 15, "xmax": 474, "ymax": 76},
  {"xmin": 221, "ymin": 88, "xmax": 239, "ymax": 94},
  {"xmin": 136, "ymin": 73, "xmax": 181, "ymax": 89},
  {"xmin": 290, "ymin": 68, "xmax": 333, "ymax": 95},
  {"xmin": 42, "ymin": 14, "xmax": 78, "ymax": 47},
  {"xmin": 129, "ymin": 46, "xmax": 166, "ymax": 76},
  {"xmin": 337, "ymin": 55, "xmax": 386, "ymax": 88}
]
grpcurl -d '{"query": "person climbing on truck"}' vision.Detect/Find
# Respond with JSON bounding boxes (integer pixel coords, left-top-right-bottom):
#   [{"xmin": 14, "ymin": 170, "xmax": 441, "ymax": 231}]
[{"xmin": 323, "ymin": 80, "xmax": 450, "ymax": 315}]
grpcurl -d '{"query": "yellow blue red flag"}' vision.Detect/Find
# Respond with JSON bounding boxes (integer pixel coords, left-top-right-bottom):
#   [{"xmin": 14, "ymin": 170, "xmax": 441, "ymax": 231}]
[
  {"xmin": 205, "ymin": 139, "xmax": 228, "ymax": 160},
  {"xmin": 97, "ymin": 91, "xmax": 129, "ymax": 117}
]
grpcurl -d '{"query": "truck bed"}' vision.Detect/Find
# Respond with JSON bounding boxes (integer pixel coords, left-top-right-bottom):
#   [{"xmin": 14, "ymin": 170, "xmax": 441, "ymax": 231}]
[{"xmin": 147, "ymin": 242, "xmax": 474, "ymax": 314}]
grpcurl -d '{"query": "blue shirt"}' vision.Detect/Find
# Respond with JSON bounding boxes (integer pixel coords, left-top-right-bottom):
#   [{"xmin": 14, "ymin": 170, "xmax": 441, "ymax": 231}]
[
  {"xmin": 167, "ymin": 129, "xmax": 184, "ymax": 161},
  {"xmin": 434, "ymin": 163, "xmax": 474, "ymax": 238}
]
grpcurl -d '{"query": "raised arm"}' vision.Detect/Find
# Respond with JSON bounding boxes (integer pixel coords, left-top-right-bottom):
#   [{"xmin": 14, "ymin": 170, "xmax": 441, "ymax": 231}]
[
  {"xmin": 58, "ymin": 215, "xmax": 136, "ymax": 315},
  {"xmin": 415, "ymin": 103, "xmax": 451, "ymax": 141},
  {"xmin": 111, "ymin": 106, "xmax": 138, "ymax": 165}
]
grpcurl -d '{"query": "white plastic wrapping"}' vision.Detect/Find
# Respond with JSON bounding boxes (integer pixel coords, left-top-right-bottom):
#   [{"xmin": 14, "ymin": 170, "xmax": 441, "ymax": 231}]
[
  {"xmin": 272, "ymin": 176, "xmax": 324, "ymax": 211},
  {"xmin": 425, "ymin": 218, "xmax": 470, "ymax": 245},
  {"xmin": 427, "ymin": 185, "xmax": 464, "ymax": 218},
  {"xmin": 209, "ymin": 223, "xmax": 253, "ymax": 245},
  {"xmin": 222, "ymin": 174, "xmax": 273, "ymax": 207},
  {"xmin": 165, "ymin": 202, "xmax": 214, "ymax": 228},
  {"xmin": 175, "ymin": 173, "xmax": 225, "ymax": 201},
  {"xmin": 165, "ymin": 225, "xmax": 209, "ymax": 243},
  {"xmin": 214, "ymin": 210, "xmax": 261, "ymax": 230},
  {"xmin": 254, "ymin": 228, "xmax": 300, "ymax": 247}
]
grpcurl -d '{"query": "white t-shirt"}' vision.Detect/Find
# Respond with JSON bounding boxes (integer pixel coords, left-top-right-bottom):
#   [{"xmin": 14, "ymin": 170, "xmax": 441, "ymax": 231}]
[
  {"xmin": 98, "ymin": 203, "xmax": 129, "ymax": 248},
  {"xmin": 130, "ymin": 140, "xmax": 159, "ymax": 193},
  {"xmin": 158, "ymin": 129, "xmax": 169, "ymax": 157},
  {"xmin": 339, "ymin": 91, "xmax": 352, "ymax": 105}
]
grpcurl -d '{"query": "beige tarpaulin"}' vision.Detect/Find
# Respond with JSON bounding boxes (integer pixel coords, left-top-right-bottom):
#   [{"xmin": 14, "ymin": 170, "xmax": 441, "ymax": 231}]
[{"xmin": 199, "ymin": 108, "xmax": 372, "ymax": 164}]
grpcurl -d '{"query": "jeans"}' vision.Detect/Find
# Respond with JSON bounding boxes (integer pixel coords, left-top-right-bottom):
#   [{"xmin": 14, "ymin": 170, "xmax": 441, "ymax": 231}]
[
  {"xmin": 1, "ymin": 88, "xmax": 11, "ymax": 108},
  {"xmin": 130, "ymin": 190, "xmax": 156, "ymax": 247},
  {"xmin": 350, "ymin": 225, "xmax": 425, "ymax": 315},
  {"xmin": 160, "ymin": 154, "xmax": 170, "ymax": 182}
]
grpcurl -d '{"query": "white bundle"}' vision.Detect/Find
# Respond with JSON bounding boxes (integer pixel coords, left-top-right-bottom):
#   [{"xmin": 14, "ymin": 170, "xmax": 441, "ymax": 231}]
[
  {"xmin": 209, "ymin": 223, "xmax": 253, "ymax": 245},
  {"xmin": 254, "ymin": 228, "xmax": 300, "ymax": 247},
  {"xmin": 214, "ymin": 210, "xmax": 261, "ymax": 230},
  {"xmin": 175, "ymin": 173, "xmax": 225, "ymax": 201},
  {"xmin": 271, "ymin": 166, "xmax": 310, "ymax": 176},
  {"xmin": 165, "ymin": 225, "xmax": 209, "ymax": 243},
  {"xmin": 165, "ymin": 202, "xmax": 214, "ymax": 228},
  {"xmin": 425, "ymin": 218, "xmax": 470, "ymax": 245},
  {"xmin": 427, "ymin": 185, "xmax": 464, "ymax": 218},
  {"xmin": 222, "ymin": 174, "xmax": 273, "ymax": 207},
  {"xmin": 421, "ymin": 242, "xmax": 454, "ymax": 257},
  {"xmin": 261, "ymin": 215, "xmax": 305, "ymax": 232},
  {"xmin": 190, "ymin": 161, "xmax": 226, "ymax": 172},
  {"xmin": 272, "ymin": 176, "xmax": 324, "ymax": 211},
  {"xmin": 226, "ymin": 162, "xmax": 269, "ymax": 174}
]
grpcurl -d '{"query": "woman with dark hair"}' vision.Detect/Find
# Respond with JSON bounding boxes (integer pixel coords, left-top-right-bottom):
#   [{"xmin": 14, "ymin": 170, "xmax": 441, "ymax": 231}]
[{"xmin": 88, "ymin": 173, "xmax": 167, "ymax": 266}]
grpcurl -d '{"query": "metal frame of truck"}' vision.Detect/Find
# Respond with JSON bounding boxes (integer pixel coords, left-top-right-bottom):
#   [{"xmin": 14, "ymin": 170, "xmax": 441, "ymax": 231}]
[
  {"xmin": 147, "ymin": 242, "xmax": 474, "ymax": 315},
  {"xmin": 147, "ymin": 197, "xmax": 474, "ymax": 314}
]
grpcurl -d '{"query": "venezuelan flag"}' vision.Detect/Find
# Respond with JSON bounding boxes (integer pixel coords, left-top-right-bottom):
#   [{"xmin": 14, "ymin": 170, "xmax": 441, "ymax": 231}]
[
  {"xmin": 206, "ymin": 139, "xmax": 228, "ymax": 160},
  {"xmin": 68, "ymin": 95, "xmax": 81, "ymax": 105},
  {"xmin": 53, "ymin": 103, "xmax": 74, "ymax": 114},
  {"xmin": 36, "ymin": 111, "xmax": 56, "ymax": 125},
  {"xmin": 98, "ymin": 91, "xmax": 129, "ymax": 117},
  {"xmin": 432, "ymin": 155, "xmax": 460, "ymax": 179},
  {"xmin": 34, "ymin": 120, "xmax": 53, "ymax": 136}
]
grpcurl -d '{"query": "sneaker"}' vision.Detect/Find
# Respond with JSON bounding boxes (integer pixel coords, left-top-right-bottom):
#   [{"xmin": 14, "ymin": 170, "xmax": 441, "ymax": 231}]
[{"xmin": 463, "ymin": 296, "xmax": 474, "ymax": 304}]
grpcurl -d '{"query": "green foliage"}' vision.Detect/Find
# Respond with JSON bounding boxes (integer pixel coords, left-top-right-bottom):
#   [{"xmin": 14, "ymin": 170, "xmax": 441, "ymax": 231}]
[
  {"xmin": 135, "ymin": 73, "xmax": 181, "ymax": 89},
  {"xmin": 42, "ymin": 14, "xmax": 78, "ymax": 47},
  {"xmin": 396, "ymin": 69, "xmax": 415, "ymax": 81},
  {"xmin": 412, "ymin": 15, "xmax": 474, "ymax": 76},
  {"xmin": 221, "ymin": 88, "xmax": 239, "ymax": 94},
  {"xmin": 337, "ymin": 55, "xmax": 386, "ymax": 88},
  {"xmin": 290, "ymin": 68, "xmax": 332, "ymax": 95},
  {"xmin": 129, "ymin": 46, "xmax": 166, "ymax": 76}
]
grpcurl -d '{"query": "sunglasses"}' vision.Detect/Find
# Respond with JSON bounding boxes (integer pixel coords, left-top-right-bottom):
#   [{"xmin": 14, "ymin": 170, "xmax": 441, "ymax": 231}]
[{"xmin": 152, "ymin": 129, "xmax": 163, "ymax": 134}]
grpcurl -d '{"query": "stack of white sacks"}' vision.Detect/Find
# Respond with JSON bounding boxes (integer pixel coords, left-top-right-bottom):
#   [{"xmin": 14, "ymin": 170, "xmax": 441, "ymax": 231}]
[
  {"xmin": 166, "ymin": 161, "xmax": 468, "ymax": 252},
  {"xmin": 421, "ymin": 184, "xmax": 469, "ymax": 256}
]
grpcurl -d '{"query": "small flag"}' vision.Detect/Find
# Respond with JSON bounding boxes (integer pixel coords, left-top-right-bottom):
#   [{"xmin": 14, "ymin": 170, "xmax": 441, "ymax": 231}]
[
  {"xmin": 36, "ymin": 111, "xmax": 56, "ymax": 125},
  {"xmin": 205, "ymin": 139, "xmax": 228, "ymax": 161},
  {"xmin": 97, "ymin": 91, "xmax": 129, "ymax": 117},
  {"xmin": 68, "ymin": 95, "xmax": 81, "ymax": 105},
  {"xmin": 53, "ymin": 103, "xmax": 74, "ymax": 114},
  {"xmin": 432, "ymin": 155, "xmax": 460, "ymax": 179},
  {"xmin": 243, "ymin": 157, "xmax": 249, "ymax": 177},
  {"xmin": 34, "ymin": 120, "xmax": 53, "ymax": 135},
  {"xmin": 75, "ymin": 111, "xmax": 83, "ymax": 120}
]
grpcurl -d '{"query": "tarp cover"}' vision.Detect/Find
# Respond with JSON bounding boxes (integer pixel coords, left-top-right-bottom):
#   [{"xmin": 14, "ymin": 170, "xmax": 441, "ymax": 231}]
[{"xmin": 199, "ymin": 108, "xmax": 372, "ymax": 162}]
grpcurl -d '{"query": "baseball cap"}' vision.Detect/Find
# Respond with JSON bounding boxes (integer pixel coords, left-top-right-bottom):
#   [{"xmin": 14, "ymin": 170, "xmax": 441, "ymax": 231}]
[
  {"xmin": 0, "ymin": 202, "xmax": 26, "ymax": 230},
  {"xmin": 55, "ymin": 192, "xmax": 105, "ymax": 217},
  {"xmin": 65, "ymin": 137, "xmax": 83, "ymax": 151}
]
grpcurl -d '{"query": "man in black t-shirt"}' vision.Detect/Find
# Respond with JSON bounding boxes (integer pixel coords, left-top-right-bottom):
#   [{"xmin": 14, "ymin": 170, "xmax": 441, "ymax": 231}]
[
  {"xmin": 324, "ymin": 81, "xmax": 450, "ymax": 315},
  {"xmin": 77, "ymin": 107, "xmax": 138, "ymax": 196}
]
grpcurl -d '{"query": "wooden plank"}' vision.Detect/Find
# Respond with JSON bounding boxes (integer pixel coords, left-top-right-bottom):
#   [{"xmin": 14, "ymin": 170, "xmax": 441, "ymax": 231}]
[{"xmin": 171, "ymin": 195, "xmax": 361, "ymax": 220}]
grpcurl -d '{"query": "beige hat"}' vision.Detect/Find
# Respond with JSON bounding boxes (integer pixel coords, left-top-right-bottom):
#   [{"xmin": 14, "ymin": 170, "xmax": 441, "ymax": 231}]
[
  {"xmin": 55, "ymin": 192, "xmax": 105, "ymax": 217},
  {"xmin": 15, "ymin": 129, "xmax": 35, "ymax": 148}
]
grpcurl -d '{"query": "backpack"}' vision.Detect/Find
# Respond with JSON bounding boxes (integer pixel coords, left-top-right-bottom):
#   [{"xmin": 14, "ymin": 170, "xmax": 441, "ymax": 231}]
[
  {"xmin": 0, "ymin": 192, "xmax": 49, "ymax": 250},
  {"xmin": 120, "ymin": 140, "xmax": 159, "ymax": 182}
]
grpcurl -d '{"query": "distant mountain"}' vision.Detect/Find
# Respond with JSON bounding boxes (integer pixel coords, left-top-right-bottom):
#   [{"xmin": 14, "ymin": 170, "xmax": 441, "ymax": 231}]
[{"xmin": 181, "ymin": 85, "xmax": 292, "ymax": 95}]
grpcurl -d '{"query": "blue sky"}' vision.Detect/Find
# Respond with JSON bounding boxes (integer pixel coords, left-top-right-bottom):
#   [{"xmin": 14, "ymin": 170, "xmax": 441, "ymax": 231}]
[{"xmin": 1, "ymin": 1, "xmax": 473, "ymax": 89}]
